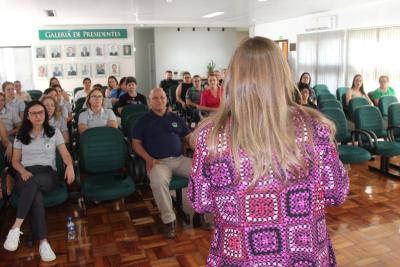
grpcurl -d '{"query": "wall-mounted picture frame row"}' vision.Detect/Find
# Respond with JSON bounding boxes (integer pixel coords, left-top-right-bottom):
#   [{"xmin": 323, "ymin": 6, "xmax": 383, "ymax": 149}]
[
  {"xmin": 36, "ymin": 62, "xmax": 121, "ymax": 79},
  {"xmin": 35, "ymin": 44, "xmax": 133, "ymax": 60}
]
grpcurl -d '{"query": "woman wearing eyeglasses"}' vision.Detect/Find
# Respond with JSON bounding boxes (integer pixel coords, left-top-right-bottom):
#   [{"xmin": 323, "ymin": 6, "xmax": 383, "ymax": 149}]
[
  {"xmin": 78, "ymin": 88, "xmax": 117, "ymax": 134},
  {"xmin": 3, "ymin": 101, "xmax": 75, "ymax": 262}
]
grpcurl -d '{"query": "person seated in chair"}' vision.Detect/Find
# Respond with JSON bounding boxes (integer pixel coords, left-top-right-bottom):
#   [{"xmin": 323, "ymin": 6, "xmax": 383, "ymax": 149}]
[
  {"xmin": 0, "ymin": 92, "xmax": 21, "ymax": 141},
  {"xmin": 159, "ymin": 70, "xmax": 178, "ymax": 98},
  {"xmin": 371, "ymin": 75, "xmax": 396, "ymax": 106},
  {"xmin": 14, "ymin": 81, "xmax": 31, "ymax": 102},
  {"xmin": 74, "ymin": 78, "xmax": 92, "ymax": 102},
  {"xmin": 41, "ymin": 96, "xmax": 69, "ymax": 144},
  {"xmin": 132, "ymin": 88, "xmax": 208, "ymax": 239},
  {"xmin": 175, "ymin": 72, "xmax": 192, "ymax": 113},
  {"xmin": 43, "ymin": 88, "xmax": 69, "ymax": 122},
  {"xmin": 345, "ymin": 74, "xmax": 373, "ymax": 106},
  {"xmin": 198, "ymin": 74, "xmax": 222, "ymax": 113},
  {"xmin": 3, "ymin": 101, "xmax": 74, "ymax": 262},
  {"xmin": 78, "ymin": 88, "xmax": 117, "ymax": 134},
  {"xmin": 2, "ymin": 82, "xmax": 25, "ymax": 119},
  {"xmin": 185, "ymin": 75, "xmax": 203, "ymax": 125},
  {"xmin": 116, "ymin": 76, "xmax": 147, "ymax": 115}
]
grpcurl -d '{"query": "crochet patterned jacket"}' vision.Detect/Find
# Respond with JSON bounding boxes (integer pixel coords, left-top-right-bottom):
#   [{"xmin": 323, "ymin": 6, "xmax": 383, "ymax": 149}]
[{"xmin": 188, "ymin": 116, "xmax": 349, "ymax": 267}]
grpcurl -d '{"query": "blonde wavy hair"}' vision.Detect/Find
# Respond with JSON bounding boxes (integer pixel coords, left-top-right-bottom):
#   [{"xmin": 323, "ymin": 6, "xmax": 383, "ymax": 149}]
[
  {"xmin": 40, "ymin": 95, "xmax": 61, "ymax": 120},
  {"xmin": 202, "ymin": 37, "xmax": 334, "ymax": 186}
]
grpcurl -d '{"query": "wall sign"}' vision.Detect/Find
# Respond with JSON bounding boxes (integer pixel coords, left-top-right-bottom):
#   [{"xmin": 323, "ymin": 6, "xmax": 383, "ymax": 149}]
[{"xmin": 39, "ymin": 29, "xmax": 128, "ymax": 40}]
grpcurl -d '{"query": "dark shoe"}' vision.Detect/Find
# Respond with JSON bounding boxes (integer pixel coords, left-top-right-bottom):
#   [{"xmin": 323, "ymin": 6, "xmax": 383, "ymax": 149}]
[
  {"xmin": 164, "ymin": 220, "xmax": 176, "ymax": 239},
  {"xmin": 192, "ymin": 213, "xmax": 213, "ymax": 230}
]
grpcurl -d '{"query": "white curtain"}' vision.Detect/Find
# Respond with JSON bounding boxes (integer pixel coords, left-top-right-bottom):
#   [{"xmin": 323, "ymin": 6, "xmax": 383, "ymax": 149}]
[{"xmin": 0, "ymin": 47, "xmax": 34, "ymax": 89}]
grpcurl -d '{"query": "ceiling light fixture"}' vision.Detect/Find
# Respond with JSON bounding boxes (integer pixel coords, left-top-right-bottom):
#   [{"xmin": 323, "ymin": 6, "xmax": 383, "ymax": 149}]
[
  {"xmin": 44, "ymin": 10, "xmax": 56, "ymax": 17},
  {"xmin": 202, "ymin": 11, "xmax": 224, "ymax": 18},
  {"xmin": 257, "ymin": 0, "xmax": 268, "ymax": 2},
  {"xmin": 166, "ymin": 0, "xmax": 173, "ymax": 3}
]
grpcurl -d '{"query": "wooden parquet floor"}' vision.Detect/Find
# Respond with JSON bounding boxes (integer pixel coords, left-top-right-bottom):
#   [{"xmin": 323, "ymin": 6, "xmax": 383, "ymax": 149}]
[{"xmin": 1, "ymin": 157, "xmax": 400, "ymax": 266}]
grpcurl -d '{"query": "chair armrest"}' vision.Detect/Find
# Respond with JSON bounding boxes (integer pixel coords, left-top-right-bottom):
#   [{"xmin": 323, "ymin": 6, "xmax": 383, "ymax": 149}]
[
  {"xmin": 351, "ymin": 129, "xmax": 375, "ymax": 149},
  {"xmin": 387, "ymin": 125, "xmax": 400, "ymax": 141},
  {"xmin": 123, "ymin": 137, "xmax": 146, "ymax": 184}
]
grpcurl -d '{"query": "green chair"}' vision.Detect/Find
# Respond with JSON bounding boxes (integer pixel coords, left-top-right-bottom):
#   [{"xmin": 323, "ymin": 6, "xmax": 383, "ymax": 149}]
[
  {"xmin": 317, "ymin": 94, "xmax": 336, "ymax": 104},
  {"xmin": 348, "ymin": 97, "xmax": 370, "ymax": 120},
  {"xmin": 313, "ymin": 84, "xmax": 329, "ymax": 92},
  {"xmin": 353, "ymin": 105, "xmax": 400, "ymax": 178},
  {"xmin": 124, "ymin": 111, "xmax": 148, "ymax": 139},
  {"xmin": 73, "ymin": 87, "xmax": 84, "ymax": 97},
  {"xmin": 73, "ymin": 97, "xmax": 86, "ymax": 113},
  {"xmin": 378, "ymin": 95, "xmax": 398, "ymax": 120},
  {"xmin": 315, "ymin": 89, "xmax": 331, "ymax": 97},
  {"xmin": 321, "ymin": 108, "xmax": 371, "ymax": 164},
  {"xmin": 168, "ymin": 85, "xmax": 178, "ymax": 111},
  {"xmin": 79, "ymin": 127, "xmax": 135, "ymax": 202},
  {"xmin": 121, "ymin": 104, "xmax": 148, "ymax": 127},
  {"xmin": 336, "ymin": 87, "xmax": 349, "ymax": 103},
  {"xmin": 319, "ymin": 100, "xmax": 342, "ymax": 110},
  {"xmin": 27, "ymin": 90, "xmax": 43, "ymax": 101},
  {"xmin": 387, "ymin": 103, "xmax": 400, "ymax": 142}
]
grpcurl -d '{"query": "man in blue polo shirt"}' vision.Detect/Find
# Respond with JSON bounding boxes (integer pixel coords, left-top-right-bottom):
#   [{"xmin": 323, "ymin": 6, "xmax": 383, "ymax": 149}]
[{"xmin": 132, "ymin": 88, "xmax": 192, "ymax": 238}]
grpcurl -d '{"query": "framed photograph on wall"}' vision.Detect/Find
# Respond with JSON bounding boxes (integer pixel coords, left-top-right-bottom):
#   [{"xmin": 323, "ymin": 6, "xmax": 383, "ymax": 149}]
[
  {"xmin": 64, "ymin": 45, "xmax": 77, "ymax": 58},
  {"xmin": 37, "ymin": 64, "xmax": 48, "ymax": 79},
  {"xmin": 49, "ymin": 46, "xmax": 61, "ymax": 59},
  {"xmin": 79, "ymin": 45, "xmax": 91, "ymax": 58},
  {"xmin": 95, "ymin": 63, "xmax": 106, "ymax": 77},
  {"xmin": 65, "ymin": 63, "xmax": 78, "ymax": 78},
  {"xmin": 50, "ymin": 64, "xmax": 63, "ymax": 78},
  {"xmin": 79, "ymin": 63, "xmax": 91, "ymax": 77},
  {"xmin": 109, "ymin": 63, "xmax": 120, "ymax": 76},
  {"xmin": 122, "ymin": 44, "xmax": 133, "ymax": 56},
  {"xmin": 93, "ymin": 44, "xmax": 105, "ymax": 57},
  {"xmin": 35, "ymin": 46, "xmax": 46, "ymax": 59},
  {"xmin": 108, "ymin": 44, "xmax": 119, "ymax": 57}
]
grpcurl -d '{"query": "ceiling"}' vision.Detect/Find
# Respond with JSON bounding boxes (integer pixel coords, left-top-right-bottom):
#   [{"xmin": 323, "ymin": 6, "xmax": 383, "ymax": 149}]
[{"xmin": 1, "ymin": 0, "xmax": 386, "ymax": 28}]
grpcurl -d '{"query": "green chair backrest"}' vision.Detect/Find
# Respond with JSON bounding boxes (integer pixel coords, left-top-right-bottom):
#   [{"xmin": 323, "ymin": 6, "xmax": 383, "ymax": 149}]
[
  {"xmin": 354, "ymin": 106, "xmax": 385, "ymax": 138},
  {"xmin": 378, "ymin": 95, "xmax": 398, "ymax": 118},
  {"xmin": 73, "ymin": 87, "xmax": 83, "ymax": 96},
  {"xmin": 336, "ymin": 87, "xmax": 349, "ymax": 103},
  {"xmin": 125, "ymin": 112, "xmax": 147, "ymax": 139},
  {"xmin": 317, "ymin": 94, "xmax": 336, "ymax": 103},
  {"xmin": 348, "ymin": 97, "xmax": 370, "ymax": 120},
  {"xmin": 315, "ymin": 89, "xmax": 331, "ymax": 97},
  {"xmin": 27, "ymin": 90, "xmax": 43, "ymax": 101},
  {"xmin": 313, "ymin": 84, "xmax": 329, "ymax": 92},
  {"xmin": 121, "ymin": 104, "xmax": 148, "ymax": 122},
  {"xmin": 79, "ymin": 127, "xmax": 127, "ymax": 173},
  {"xmin": 320, "ymin": 108, "xmax": 348, "ymax": 142},
  {"xmin": 74, "ymin": 97, "xmax": 86, "ymax": 113},
  {"xmin": 55, "ymin": 150, "xmax": 65, "ymax": 178},
  {"xmin": 319, "ymin": 100, "xmax": 343, "ymax": 110},
  {"xmin": 388, "ymin": 103, "xmax": 400, "ymax": 138}
]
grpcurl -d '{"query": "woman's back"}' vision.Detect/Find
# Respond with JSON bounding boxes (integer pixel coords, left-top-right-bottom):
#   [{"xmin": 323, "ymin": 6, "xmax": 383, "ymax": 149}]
[{"xmin": 189, "ymin": 109, "xmax": 348, "ymax": 266}]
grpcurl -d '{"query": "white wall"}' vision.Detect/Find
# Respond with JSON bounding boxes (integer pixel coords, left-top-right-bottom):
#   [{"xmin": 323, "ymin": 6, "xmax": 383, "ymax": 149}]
[
  {"xmin": 254, "ymin": 0, "xmax": 400, "ymax": 43},
  {"xmin": 134, "ymin": 28, "xmax": 155, "ymax": 97},
  {"xmin": 154, "ymin": 27, "xmax": 238, "ymax": 81}
]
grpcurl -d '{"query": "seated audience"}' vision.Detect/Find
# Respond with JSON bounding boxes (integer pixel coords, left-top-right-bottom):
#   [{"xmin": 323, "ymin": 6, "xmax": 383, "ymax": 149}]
[
  {"xmin": 346, "ymin": 74, "xmax": 373, "ymax": 105},
  {"xmin": 14, "ymin": 81, "xmax": 32, "ymax": 102},
  {"xmin": 118, "ymin": 77, "xmax": 127, "ymax": 97},
  {"xmin": 41, "ymin": 96, "xmax": 69, "ymax": 143},
  {"xmin": 132, "ymin": 88, "xmax": 193, "ymax": 239},
  {"xmin": 49, "ymin": 77, "xmax": 69, "ymax": 102},
  {"xmin": 74, "ymin": 78, "xmax": 92, "ymax": 102},
  {"xmin": 2, "ymin": 82, "xmax": 25, "ymax": 119},
  {"xmin": 105, "ymin": 76, "xmax": 121, "ymax": 106},
  {"xmin": 159, "ymin": 70, "xmax": 178, "ymax": 97},
  {"xmin": 185, "ymin": 75, "xmax": 203, "ymax": 123},
  {"xmin": 371, "ymin": 75, "xmax": 396, "ymax": 105},
  {"xmin": 3, "ymin": 101, "xmax": 74, "ymax": 262},
  {"xmin": 43, "ymin": 88, "xmax": 68, "ymax": 121},
  {"xmin": 300, "ymin": 87, "xmax": 318, "ymax": 109},
  {"xmin": 0, "ymin": 120, "xmax": 13, "ymax": 199},
  {"xmin": 117, "ymin": 76, "xmax": 147, "ymax": 115},
  {"xmin": 0, "ymin": 92, "xmax": 21, "ymax": 141},
  {"xmin": 78, "ymin": 88, "xmax": 117, "ymax": 133},
  {"xmin": 199, "ymin": 74, "xmax": 222, "ymax": 112},
  {"xmin": 52, "ymin": 84, "xmax": 73, "ymax": 122},
  {"xmin": 298, "ymin": 72, "xmax": 316, "ymax": 104},
  {"xmin": 213, "ymin": 70, "xmax": 223, "ymax": 86},
  {"xmin": 175, "ymin": 72, "xmax": 192, "ymax": 110}
]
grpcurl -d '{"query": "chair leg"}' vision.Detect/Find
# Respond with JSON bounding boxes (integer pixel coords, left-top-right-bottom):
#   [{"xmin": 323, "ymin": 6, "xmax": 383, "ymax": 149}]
[
  {"xmin": 174, "ymin": 189, "xmax": 190, "ymax": 224},
  {"xmin": 368, "ymin": 156, "xmax": 400, "ymax": 179}
]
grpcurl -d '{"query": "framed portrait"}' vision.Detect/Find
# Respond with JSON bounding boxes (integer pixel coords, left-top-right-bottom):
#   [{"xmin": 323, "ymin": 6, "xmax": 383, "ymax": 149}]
[
  {"xmin": 35, "ymin": 46, "xmax": 46, "ymax": 59},
  {"xmin": 65, "ymin": 63, "xmax": 78, "ymax": 78},
  {"xmin": 93, "ymin": 44, "xmax": 105, "ymax": 57},
  {"xmin": 108, "ymin": 44, "xmax": 119, "ymax": 57},
  {"xmin": 95, "ymin": 63, "xmax": 106, "ymax": 77},
  {"xmin": 64, "ymin": 45, "xmax": 77, "ymax": 58},
  {"xmin": 109, "ymin": 62, "xmax": 120, "ymax": 76},
  {"xmin": 79, "ymin": 63, "xmax": 91, "ymax": 77},
  {"xmin": 50, "ymin": 64, "xmax": 63, "ymax": 78},
  {"xmin": 49, "ymin": 46, "xmax": 61, "ymax": 59},
  {"xmin": 122, "ymin": 44, "xmax": 133, "ymax": 56},
  {"xmin": 37, "ymin": 64, "xmax": 48, "ymax": 79},
  {"xmin": 79, "ymin": 45, "xmax": 91, "ymax": 58}
]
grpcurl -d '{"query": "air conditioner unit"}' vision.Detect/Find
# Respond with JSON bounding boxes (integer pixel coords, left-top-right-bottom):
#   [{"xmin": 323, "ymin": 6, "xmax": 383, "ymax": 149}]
[{"xmin": 304, "ymin": 15, "xmax": 336, "ymax": 32}]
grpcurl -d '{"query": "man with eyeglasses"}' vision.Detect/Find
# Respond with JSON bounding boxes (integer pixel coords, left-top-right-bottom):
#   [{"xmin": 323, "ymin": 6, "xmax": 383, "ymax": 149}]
[{"xmin": 132, "ymin": 88, "xmax": 209, "ymax": 239}]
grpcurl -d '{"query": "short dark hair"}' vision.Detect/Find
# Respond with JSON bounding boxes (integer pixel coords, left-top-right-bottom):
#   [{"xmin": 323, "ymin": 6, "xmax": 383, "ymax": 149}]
[
  {"xmin": 2, "ymin": 81, "xmax": 13, "ymax": 92},
  {"xmin": 83, "ymin": 77, "xmax": 91, "ymax": 84},
  {"xmin": 183, "ymin": 72, "xmax": 191, "ymax": 77},
  {"xmin": 192, "ymin": 75, "xmax": 201, "ymax": 79},
  {"xmin": 125, "ymin": 76, "xmax": 137, "ymax": 85},
  {"xmin": 44, "ymin": 87, "xmax": 57, "ymax": 95},
  {"xmin": 119, "ymin": 77, "xmax": 127, "ymax": 86},
  {"xmin": 92, "ymin": 84, "xmax": 103, "ymax": 90},
  {"xmin": 165, "ymin": 70, "xmax": 173, "ymax": 74},
  {"xmin": 14, "ymin": 80, "xmax": 21, "ymax": 84}
]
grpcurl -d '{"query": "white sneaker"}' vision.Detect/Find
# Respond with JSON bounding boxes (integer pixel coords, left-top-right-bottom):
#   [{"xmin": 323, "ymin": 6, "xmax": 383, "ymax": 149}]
[
  {"xmin": 4, "ymin": 228, "xmax": 22, "ymax": 251},
  {"xmin": 39, "ymin": 241, "xmax": 56, "ymax": 262}
]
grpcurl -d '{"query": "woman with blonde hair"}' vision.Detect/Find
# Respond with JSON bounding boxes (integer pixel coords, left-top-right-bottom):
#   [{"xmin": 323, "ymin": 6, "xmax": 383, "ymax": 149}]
[
  {"xmin": 188, "ymin": 37, "xmax": 349, "ymax": 266},
  {"xmin": 41, "ymin": 95, "xmax": 69, "ymax": 143}
]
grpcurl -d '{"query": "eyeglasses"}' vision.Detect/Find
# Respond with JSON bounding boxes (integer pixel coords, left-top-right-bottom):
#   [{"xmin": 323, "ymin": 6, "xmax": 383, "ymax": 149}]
[
  {"xmin": 90, "ymin": 95, "xmax": 103, "ymax": 99},
  {"xmin": 151, "ymin": 96, "xmax": 166, "ymax": 101},
  {"xmin": 29, "ymin": 110, "xmax": 45, "ymax": 117}
]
